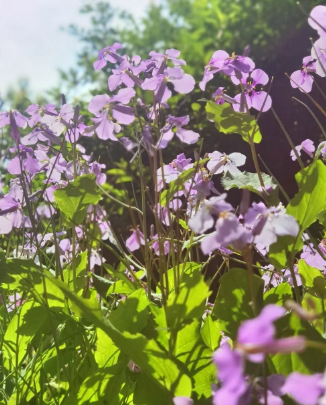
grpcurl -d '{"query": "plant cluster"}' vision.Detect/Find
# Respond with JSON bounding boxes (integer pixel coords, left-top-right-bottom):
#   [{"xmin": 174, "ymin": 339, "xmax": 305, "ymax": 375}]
[{"xmin": 1, "ymin": 4, "xmax": 326, "ymax": 405}]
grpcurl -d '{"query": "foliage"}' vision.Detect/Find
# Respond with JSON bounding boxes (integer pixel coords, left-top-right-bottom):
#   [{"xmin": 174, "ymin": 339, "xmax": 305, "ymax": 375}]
[{"xmin": 1, "ymin": 2, "xmax": 326, "ymax": 405}]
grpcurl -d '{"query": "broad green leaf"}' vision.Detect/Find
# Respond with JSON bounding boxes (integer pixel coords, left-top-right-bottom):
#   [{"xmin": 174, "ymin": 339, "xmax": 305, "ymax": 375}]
[
  {"xmin": 213, "ymin": 268, "xmax": 264, "ymax": 339},
  {"xmin": 46, "ymin": 274, "xmax": 192, "ymax": 397},
  {"xmin": 134, "ymin": 374, "xmax": 173, "ymax": 405},
  {"xmin": 201, "ymin": 315, "xmax": 221, "ymax": 351},
  {"xmin": 107, "ymin": 279, "xmax": 136, "ymax": 295},
  {"xmin": 54, "ymin": 174, "xmax": 101, "ymax": 227},
  {"xmin": 104, "ymin": 263, "xmax": 137, "ymax": 293},
  {"xmin": 205, "ymin": 101, "xmax": 262, "ymax": 143},
  {"xmin": 158, "ymin": 262, "xmax": 202, "ymax": 294},
  {"xmin": 77, "ymin": 370, "xmax": 126, "ymax": 405},
  {"xmin": 95, "ymin": 328, "xmax": 127, "ymax": 369},
  {"xmin": 108, "ymin": 289, "xmax": 149, "ymax": 334},
  {"xmin": 221, "ymin": 171, "xmax": 277, "ymax": 199},
  {"xmin": 63, "ymin": 251, "xmax": 88, "ymax": 291},
  {"xmin": 0, "ymin": 257, "xmax": 65, "ymax": 310},
  {"xmin": 302, "ymin": 292, "xmax": 325, "ymax": 334},
  {"xmin": 176, "ymin": 320, "xmax": 216, "ymax": 399},
  {"xmin": 3, "ymin": 301, "xmax": 47, "ymax": 367},
  {"xmin": 271, "ymin": 313, "xmax": 325, "ymax": 375},
  {"xmin": 166, "ymin": 270, "xmax": 210, "ymax": 330},
  {"xmin": 270, "ymin": 161, "xmax": 326, "ymax": 269},
  {"xmin": 264, "ymin": 283, "xmax": 292, "ymax": 306},
  {"xmin": 298, "ymin": 259, "xmax": 326, "ymax": 298}
]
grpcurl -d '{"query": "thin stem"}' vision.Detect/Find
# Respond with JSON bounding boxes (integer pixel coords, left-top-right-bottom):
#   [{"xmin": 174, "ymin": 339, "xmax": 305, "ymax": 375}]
[
  {"xmin": 292, "ymin": 97, "xmax": 326, "ymax": 140},
  {"xmin": 271, "ymin": 107, "xmax": 305, "ymax": 169}
]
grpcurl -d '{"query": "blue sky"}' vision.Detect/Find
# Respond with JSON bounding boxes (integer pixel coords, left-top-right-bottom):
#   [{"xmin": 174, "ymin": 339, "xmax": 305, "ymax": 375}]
[{"xmin": 0, "ymin": 0, "xmax": 151, "ymax": 98}]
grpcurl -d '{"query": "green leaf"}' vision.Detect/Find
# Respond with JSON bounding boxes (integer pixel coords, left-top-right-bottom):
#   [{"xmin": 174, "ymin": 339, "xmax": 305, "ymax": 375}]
[
  {"xmin": 302, "ymin": 292, "xmax": 325, "ymax": 335},
  {"xmin": 45, "ymin": 274, "xmax": 192, "ymax": 397},
  {"xmin": 166, "ymin": 270, "xmax": 210, "ymax": 330},
  {"xmin": 271, "ymin": 313, "xmax": 325, "ymax": 375},
  {"xmin": 221, "ymin": 171, "xmax": 277, "ymax": 196},
  {"xmin": 298, "ymin": 259, "xmax": 326, "ymax": 298},
  {"xmin": 54, "ymin": 174, "xmax": 101, "ymax": 227},
  {"xmin": 0, "ymin": 257, "xmax": 65, "ymax": 310},
  {"xmin": 107, "ymin": 279, "xmax": 136, "ymax": 295},
  {"xmin": 77, "ymin": 370, "xmax": 126, "ymax": 405},
  {"xmin": 158, "ymin": 262, "xmax": 202, "ymax": 294},
  {"xmin": 205, "ymin": 101, "xmax": 262, "ymax": 143},
  {"xmin": 264, "ymin": 283, "xmax": 292, "ymax": 306},
  {"xmin": 270, "ymin": 161, "xmax": 326, "ymax": 269},
  {"xmin": 201, "ymin": 315, "xmax": 221, "ymax": 351},
  {"xmin": 108, "ymin": 289, "xmax": 149, "ymax": 334},
  {"xmin": 213, "ymin": 268, "xmax": 264, "ymax": 339},
  {"xmin": 95, "ymin": 328, "xmax": 128, "ymax": 369},
  {"xmin": 3, "ymin": 301, "xmax": 48, "ymax": 367},
  {"xmin": 134, "ymin": 374, "xmax": 173, "ymax": 405},
  {"xmin": 176, "ymin": 320, "xmax": 216, "ymax": 399}
]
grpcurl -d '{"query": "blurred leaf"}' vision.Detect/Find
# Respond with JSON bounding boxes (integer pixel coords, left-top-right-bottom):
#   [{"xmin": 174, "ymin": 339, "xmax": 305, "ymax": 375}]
[
  {"xmin": 166, "ymin": 270, "xmax": 211, "ymax": 330},
  {"xmin": 264, "ymin": 283, "xmax": 292, "ymax": 306},
  {"xmin": 54, "ymin": 174, "xmax": 101, "ymax": 227},
  {"xmin": 176, "ymin": 320, "xmax": 216, "ymax": 399},
  {"xmin": 3, "ymin": 301, "xmax": 47, "ymax": 367},
  {"xmin": 213, "ymin": 268, "xmax": 264, "ymax": 339},
  {"xmin": 201, "ymin": 315, "xmax": 221, "ymax": 351},
  {"xmin": 271, "ymin": 313, "xmax": 325, "ymax": 375}
]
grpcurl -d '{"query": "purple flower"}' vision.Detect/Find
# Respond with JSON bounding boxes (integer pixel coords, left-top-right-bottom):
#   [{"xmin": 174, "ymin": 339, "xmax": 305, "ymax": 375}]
[
  {"xmin": 200, "ymin": 50, "xmax": 255, "ymax": 91},
  {"xmin": 156, "ymin": 154, "xmax": 193, "ymax": 191},
  {"xmin": 173, "ymin": 397, "xmax": 193, "ymax": 405},
  {"xmin": 232, "ymin": 69, "xmax": 272, "ymax": 112},
  {"xmin": 301, "ymin": 243, "xmax": 326, "ymax": 272},
  {"xmin": 212, "ymin": 344, "xmax": 249, "ymax": 405},
  {"xmin": 93, "ymin": 43, "xmax": 124, "ymax": 70},
  {"xmin": 283, "ymin": 265, "xmax": 302, "ymax": 287},
  {"xmin": 245, "ymin": 203, "xmax": 299, "ymax": 248},
  {"xmin": 158, "ymin": 115, "xmax": 199, "ymax": 148},
  {"xmin": 207, "ymin": 151, "xmax": 246, "ymax": 175},
  {"xmin": 237, "ymin": 305, "xmax": 306, "ymax": 363},
  {"xmin": 88, "ymin": 88, "xmax": 136, "ymax": 140},
  {"xmin": 149, "ymin": 48, "xmax": 186, "ymax": 71},
  {"xmin": 281, "ymin": 372, "xmax": 324, "ymax": 405},
  {"xmin": 41, "ymin": 104, "xmax": 74, "ymax": 136},
  {"xmin": 290, "ymin": 56, "xmax": 316, "ymax": 93},
  {"xmin": 261, "ymin": 265, "xmax": 283, "ymax": 290},
  {"xmin": 152, "ymin": 234, "xmax": 173, "ymax": 256},
  {"xmin": 0, "ymin": 216, "xmax": 13, "ymax": 234},
  {"xmin": 188, "ymin": 194, "xmax": 233, "ymax": 234},
  {"xmin": 311, "ymin": 37, "xmax": 326, "ymax": 78},
  {"xmin": 141, "ymin": 67, "xmax": 195, "ymax": 103},
  {"xmin": 125, "ymin": 229, "xmax": 146, "ymax": 252},
  {"xmin": 7, "ymin": 146, "xmax": 40, "ymax": 175},
  {"xmin": 26, "ymin": 103, "xmax": 56, "ymax": 126},
  {"xmin": 291, "ymin": 139, "xmax": 315, "ymax": 161},
  {"xmin": 0, "ymin": 195, "xmax": 31, "ymax": 231},
  {"xmin": 212, "ymin": 87, "xmax": 236, "ymax": 105},
  {"xmin": 0, "ymin": 110, "xmax": 28, "ymax": 129},
  {"xmin": 201, "ymin": 212, "xmax": 251, "ymax": 254},
  {"xmin": 309, "ymin": 6, "xmax": 326, "ymax": 38},
  {"xmin": 108, "ymin": 57, "xmax": 144, "ymax": 91},
  {"xmin": 34, "ymin": 148, "xmax": 67, "ymax": 182},
  {"xmin": 21, "ymin": 127, "xmax": 60, "ymax": 146}
]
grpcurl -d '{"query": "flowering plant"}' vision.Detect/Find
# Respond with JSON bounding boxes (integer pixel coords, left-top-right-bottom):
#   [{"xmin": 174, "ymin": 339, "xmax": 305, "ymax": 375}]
[{"xmin": 1, "ymin": 4, "xmax": 326, "ymax": 405}]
